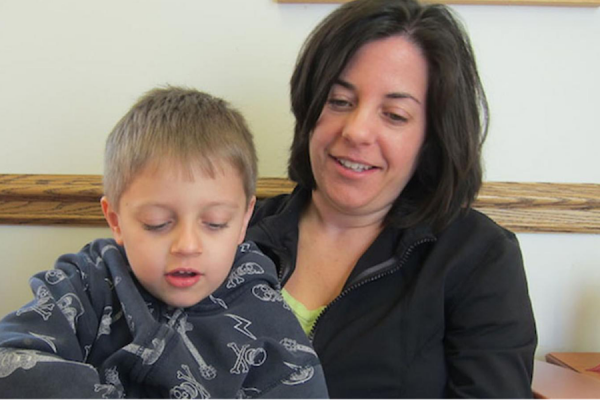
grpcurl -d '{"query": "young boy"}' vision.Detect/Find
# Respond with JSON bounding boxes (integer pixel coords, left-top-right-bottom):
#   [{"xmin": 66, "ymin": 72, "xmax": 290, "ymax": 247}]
[{"xmin": 0, "ymin": 87, "xmax": 327, "ymax": 398}]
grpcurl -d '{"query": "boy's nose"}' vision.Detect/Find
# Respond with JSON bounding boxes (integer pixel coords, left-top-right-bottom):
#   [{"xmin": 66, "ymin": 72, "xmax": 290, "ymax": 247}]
[
  {"xmin": 171, "ymin": 224, "xmax": 202, "ymax": 256},
  {"xmin": 341, "ymin": 107, "xmax": 376, "ymax": 145}
]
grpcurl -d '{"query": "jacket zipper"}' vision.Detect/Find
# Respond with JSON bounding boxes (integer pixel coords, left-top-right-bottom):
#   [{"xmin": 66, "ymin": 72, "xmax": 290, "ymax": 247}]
[
  {"xmin": 308, "ymin": 237, "xmax": 435, "ymax": 342},
  {"xmin": 274, "ymin": 248, "xmax": 291, "ymax": 286}
]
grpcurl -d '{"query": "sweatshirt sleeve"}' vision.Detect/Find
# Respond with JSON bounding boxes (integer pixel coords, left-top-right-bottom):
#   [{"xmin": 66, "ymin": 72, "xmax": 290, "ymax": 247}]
[
  {"xmin": 444, "ymin": 230, "xmax": 537, "ymax": 398},
  {"xmin": 0, "ymin": 241, "xmax": 119, "ymax": 398},
  {"xmin": 227, "ymin": 242, "xmax": 329, "ymax": 398},
  {"xmin": 258, "ymin": 364, "xmax": 329, "ymax": 399}
]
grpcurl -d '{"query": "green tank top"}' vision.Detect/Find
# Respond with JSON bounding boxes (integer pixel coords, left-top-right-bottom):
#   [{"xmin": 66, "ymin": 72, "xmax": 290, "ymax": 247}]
[{"xmin": 281, "ymin": 288, "xmax": 326, "ymax": 336}]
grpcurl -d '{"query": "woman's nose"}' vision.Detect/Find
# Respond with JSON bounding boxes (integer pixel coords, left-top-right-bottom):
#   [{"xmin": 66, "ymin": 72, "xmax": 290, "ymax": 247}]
[
  {"xmin": 341, "ymin": 107, "xmax": 376, "ymax": 145},
  {"xmin": 171, "ymin": 224, "xmax": 202, "ymax": 256}
]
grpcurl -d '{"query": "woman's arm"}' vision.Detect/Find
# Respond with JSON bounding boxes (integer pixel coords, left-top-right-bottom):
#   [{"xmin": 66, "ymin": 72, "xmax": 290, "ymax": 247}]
[{"xmin": 444, "ymin": 231, "xmax": 537, "ymax": 398}]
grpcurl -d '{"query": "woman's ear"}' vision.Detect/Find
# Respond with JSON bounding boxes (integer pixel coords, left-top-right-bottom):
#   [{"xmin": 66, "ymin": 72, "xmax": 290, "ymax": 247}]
[{"xmin": 101, "ymin": 196, "xmax": 124, "ymax": 245}]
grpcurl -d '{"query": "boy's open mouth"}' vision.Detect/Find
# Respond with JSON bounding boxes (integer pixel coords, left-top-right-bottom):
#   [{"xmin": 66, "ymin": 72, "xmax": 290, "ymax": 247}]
[
  {"xmin": 165, "ymin": 269, "xmax": 202, "ymax": 288},
  {"xmin": 167, "ymin": 270, "xmax": 198, "ymax": 277}
]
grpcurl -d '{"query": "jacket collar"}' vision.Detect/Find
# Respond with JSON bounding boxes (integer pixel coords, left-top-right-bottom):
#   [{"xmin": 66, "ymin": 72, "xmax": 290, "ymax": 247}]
[{"xmin": 248, "ymin": 185, "xmax": 436, "ymax": 287}]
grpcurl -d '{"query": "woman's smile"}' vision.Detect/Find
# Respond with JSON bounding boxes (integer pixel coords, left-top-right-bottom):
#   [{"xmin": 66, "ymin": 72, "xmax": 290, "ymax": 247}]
[
  {"xmin": 333, "ymin": 156, "xmax": 377, "ymax": 173},
  {"xmin": 309, "ymin": 35, "xmax": 428, "ymax": 216}
]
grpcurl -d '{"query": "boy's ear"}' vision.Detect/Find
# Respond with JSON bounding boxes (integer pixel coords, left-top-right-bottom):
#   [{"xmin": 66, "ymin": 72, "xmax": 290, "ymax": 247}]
[
  {"xmin": 238, "ymin": 196, "xmax": 256, "ymax": 244},
  {"xmin": 101, "ymin": 196, "xmax": 124, "ymax": 245}
]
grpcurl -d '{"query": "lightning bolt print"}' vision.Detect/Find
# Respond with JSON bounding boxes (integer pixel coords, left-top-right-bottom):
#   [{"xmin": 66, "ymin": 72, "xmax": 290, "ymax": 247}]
[{"xmin": 225, "ymin": 314, "xmax": 257, "ymax": 340}]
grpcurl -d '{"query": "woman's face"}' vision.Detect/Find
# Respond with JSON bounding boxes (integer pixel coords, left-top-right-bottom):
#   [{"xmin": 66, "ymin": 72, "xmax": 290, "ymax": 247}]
[{"xmin": 309, "ymin": 35, "xmax": 428, "ymax": 220}]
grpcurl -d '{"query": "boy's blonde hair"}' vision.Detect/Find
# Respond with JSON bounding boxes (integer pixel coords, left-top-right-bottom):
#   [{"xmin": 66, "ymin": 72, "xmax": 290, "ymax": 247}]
[{"xmin": 103, "ymin": 86, "xmax": 257, "ymax": 208}]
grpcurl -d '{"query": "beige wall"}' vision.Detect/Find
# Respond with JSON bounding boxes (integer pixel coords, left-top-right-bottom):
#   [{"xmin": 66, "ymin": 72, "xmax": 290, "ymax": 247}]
[{"xmin": 1, "ymin": 0, "xmax": 599, "ymax": 357}]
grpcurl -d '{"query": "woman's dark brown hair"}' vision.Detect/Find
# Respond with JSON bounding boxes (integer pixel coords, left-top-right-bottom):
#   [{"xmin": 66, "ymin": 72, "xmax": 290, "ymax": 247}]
[{"xmin": 289, "ymin": 0, "xmax": 488, "ymax": 232}]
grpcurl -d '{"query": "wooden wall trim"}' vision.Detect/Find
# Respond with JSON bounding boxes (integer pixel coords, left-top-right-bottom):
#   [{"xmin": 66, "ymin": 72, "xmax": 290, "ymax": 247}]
[{"xmin": 1, "ymin": 174, "xmax": 599, "ymax": 233}]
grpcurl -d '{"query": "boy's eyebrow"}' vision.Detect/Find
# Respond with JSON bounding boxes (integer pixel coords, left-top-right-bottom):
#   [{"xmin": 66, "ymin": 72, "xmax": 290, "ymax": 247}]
[
  {"xmin": 333, "ymin": 78, "xmax": 422, "ymax": 105},
  {"xmin": 202, "ymin": 201, "xmax": 242, "ymax": 210},
  {"xmin": 135, "ymin": 201, "xmax": 241, "ymax": 211}
]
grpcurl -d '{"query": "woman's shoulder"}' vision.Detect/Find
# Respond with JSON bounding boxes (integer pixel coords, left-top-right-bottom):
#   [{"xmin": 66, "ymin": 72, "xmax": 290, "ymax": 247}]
[
  {"xmin": 427, "ymin": 208, "xmax": 522, "ymax": 277},
  {"xmin": 440, "ymin": 208, "xmax": 518, "ymax": 246},
  {"xmin": 251, "ymin": 193, "xmax": 293, "ymax": 224},
  {"xmin": 251, "ymin": 185, "xmax": 312, "ymax": 224}
]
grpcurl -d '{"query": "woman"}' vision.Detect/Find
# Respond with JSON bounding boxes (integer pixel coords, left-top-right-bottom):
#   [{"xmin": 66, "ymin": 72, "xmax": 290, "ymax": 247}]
[{"xmin": 247, "ymin": 0, "xmax": 537, "ymax": 397}]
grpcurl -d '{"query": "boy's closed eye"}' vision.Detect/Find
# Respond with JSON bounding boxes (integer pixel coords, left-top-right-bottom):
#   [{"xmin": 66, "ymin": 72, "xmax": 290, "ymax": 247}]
[
  {"xmin": 142, "ymin": 219, "xmax": 229, "ymax": 232},
  {"xmin": 204, "ymin": 221, "xmax": 229, "ymax": 231},
  {"xmin": 143, "ymin": 221, "xmax": 172, "ymax": 232}
]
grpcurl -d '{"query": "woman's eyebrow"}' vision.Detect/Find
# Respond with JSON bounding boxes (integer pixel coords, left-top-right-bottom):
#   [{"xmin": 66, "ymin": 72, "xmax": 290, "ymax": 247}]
[
  {"xmin": 333, "ymin": 78, "xmax": 421, "ymax": 105},
  {"xmin": 386, "ymin": 91, "xmax": 421, "ymax": 105},
  {"xmin": 333, "ymin": 78, "xmax": 355, "ymax": 91}
]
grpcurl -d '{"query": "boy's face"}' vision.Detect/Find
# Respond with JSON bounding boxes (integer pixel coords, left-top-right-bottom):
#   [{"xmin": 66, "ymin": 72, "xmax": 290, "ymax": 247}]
[{"xmin": 101, "ymin": 161, "xmax": 255, "ymax": 308}]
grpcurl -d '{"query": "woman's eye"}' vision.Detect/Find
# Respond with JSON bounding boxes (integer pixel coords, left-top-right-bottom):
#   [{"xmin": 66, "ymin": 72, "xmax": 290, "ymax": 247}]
[
  {"xmin": 328, "ymin": 98, "xmax": 352, "ymax": 109},
  {"xmin": 384, "ymin": 111, "xmax": 408, "ymax": 123}
]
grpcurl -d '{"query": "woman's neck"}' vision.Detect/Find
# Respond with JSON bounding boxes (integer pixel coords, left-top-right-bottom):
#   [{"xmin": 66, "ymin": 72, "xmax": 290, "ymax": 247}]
[
  {"xmin": 307, "ymin": 188, "xmax": 388, "ymax": 234},
  {"xmin": 288, "ymin": 189, "xmax": 388, "ymax": 308}
]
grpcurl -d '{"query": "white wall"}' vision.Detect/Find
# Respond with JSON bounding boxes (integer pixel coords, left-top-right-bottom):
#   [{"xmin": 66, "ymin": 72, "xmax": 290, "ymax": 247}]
[{"xmin": 0, "ymin": 0, "xmax": 598, "ymax": 358}]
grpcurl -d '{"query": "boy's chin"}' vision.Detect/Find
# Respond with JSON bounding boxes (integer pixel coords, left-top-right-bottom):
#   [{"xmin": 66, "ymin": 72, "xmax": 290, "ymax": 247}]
[{"xmin": 162, "ymin": 295, "xmax": 208, "ymax": 309}]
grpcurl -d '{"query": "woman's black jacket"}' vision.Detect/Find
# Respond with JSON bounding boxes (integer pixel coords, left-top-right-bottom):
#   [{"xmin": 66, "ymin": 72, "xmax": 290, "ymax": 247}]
[{"xmin": 246, "ymin": 186, "xmax": 537, "ymax": 398}]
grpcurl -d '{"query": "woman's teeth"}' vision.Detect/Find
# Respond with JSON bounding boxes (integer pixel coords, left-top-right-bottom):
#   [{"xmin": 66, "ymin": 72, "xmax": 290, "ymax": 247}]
[{"xmin": 338, "ymin": 158, "xmax": 373, "ymax": 172}]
